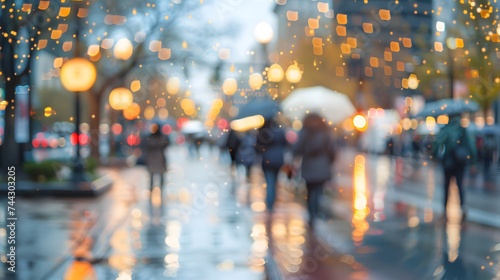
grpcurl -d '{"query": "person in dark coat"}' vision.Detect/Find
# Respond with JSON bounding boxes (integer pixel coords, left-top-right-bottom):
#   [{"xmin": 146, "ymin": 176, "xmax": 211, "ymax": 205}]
[
  {"xmin": 145, "ymin": 123, "xmax": 170, "ymax": 191},
  {"xmin": 433, "ymin": 115, "xmax": 477, "ymax": 220},
  {"xmin": 224, "ymin": 129, "xmax": 242, "ymax": 168},
  {"xmin": 293, "ymin": 113, "xmax": 335, "ymax": 228},
  {"xmin": 236, "ymin": 131, "xmax": 257, "ymax": 180},
  {"xmin": 255, "ymin": 120, "xmax": 288, "ymax": 212}
]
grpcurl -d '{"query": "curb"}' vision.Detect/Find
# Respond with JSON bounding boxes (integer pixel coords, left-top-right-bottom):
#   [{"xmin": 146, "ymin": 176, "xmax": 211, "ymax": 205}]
[{"xmin": 0, "ymin": 174, "xmax": 113, "ymax": 197}]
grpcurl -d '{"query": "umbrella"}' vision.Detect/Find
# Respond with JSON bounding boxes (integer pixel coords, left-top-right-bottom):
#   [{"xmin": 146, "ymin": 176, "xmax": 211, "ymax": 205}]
[
  {"xmin": 281, "ymin": 86, "xmax": 356, "ymax": 124},
  {"xmin": 234, "ymin": 96, "xmax": 280, "ymax": 121},
  {"xmin": 415, "ymin": 124, "xmax": 440, "ymax": 135},
  {"xmin": 181, "ymin": 120, "xmax": 206, "ymax": 134},
  {"xmin": 414, "ymin": 99, "xmax": 479, "ymax": 118}
]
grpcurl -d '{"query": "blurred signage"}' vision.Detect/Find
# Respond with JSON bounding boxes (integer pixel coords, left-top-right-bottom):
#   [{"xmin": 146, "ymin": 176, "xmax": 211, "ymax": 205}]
[{"xmin": 15, "ymin": 85, "xmax": 30, "ymax": 143}]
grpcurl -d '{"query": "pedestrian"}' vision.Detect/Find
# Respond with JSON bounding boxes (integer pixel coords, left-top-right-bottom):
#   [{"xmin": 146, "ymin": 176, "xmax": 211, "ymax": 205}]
[
  {"xmin": 433, "ymin": 115, "xmax": 477, "ymax": 220},
  {"xmin": 235, "ymin": 131, "xmax": 257, "ymax": 181},
  {"xmin": 255, "ymin": 119, "xmax": 288, "ymax": 213},
  {"xmin": 144, "ymin": 123, "xmax": 170, "ymax": 191},
  {"xmin": 223, "ymin": 129, "xmax": 242, "ymax": 168},
  {"xmin": 481, "ymin": 132, "xmax": 497, "ymax": 174},
  {"xmin": 293, "ymin": 113, "xmax": 336, "ymax": 228}
]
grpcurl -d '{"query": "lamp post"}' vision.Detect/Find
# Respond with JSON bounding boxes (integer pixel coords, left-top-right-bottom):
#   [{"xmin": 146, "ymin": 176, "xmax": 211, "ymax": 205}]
[
  {"xmin": 60, "ymin": 58, "xmax": 97, "ymax": 182},
  {"xmin": 253, "ymin": 21, "xmax": 273, "ymax": 71},
  {"xmin": 445, "ymin": 38, "xmax": 457, "ymax": 99}
]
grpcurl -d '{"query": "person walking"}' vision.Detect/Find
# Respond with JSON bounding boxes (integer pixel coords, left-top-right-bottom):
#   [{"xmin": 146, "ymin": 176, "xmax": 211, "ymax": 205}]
[
  {"xmin": 236, "ymin": 131, "xmax": 257, "ymax": 181},
  {"xmin": 293, "ymin": 113, "xmax": 336, "ymax": 228},
  {"xmin": 145, "ymin": 123, "xmax": 170, "ymax": 191},
  {"xmin": 255, "ymin": 119, "xmax": 288, "ymax": 213},
  {"xmin": 433, "ymin": 115, "xmax": 477, "ymax": 220}
]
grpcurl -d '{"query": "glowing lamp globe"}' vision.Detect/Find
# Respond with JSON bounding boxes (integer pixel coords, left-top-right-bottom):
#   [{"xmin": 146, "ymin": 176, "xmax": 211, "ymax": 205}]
[
  {"xmin": 167, "ymin": 77, "xmax": 181, "ymax": 95},
  {"xmin": 60, "ymin": 58, "xmax": 96, "ymax": 92},
  {"xmin": 113, "ymin": 38, "xmax": 133, "ymax": 60},
  {"xmin": 268, "ymin": 64, "xmax": 284, "ymax": 82},
  {"xmin": 249, "ymin": 73, "xmax": 264, "ymax": 90},
  {"xmin": 254, "ymin": 22, "xmax": 274, "ymax": 44},
  {"xmin": 109, "ymin": 87, "xmax": 133, "ymax": 110},
  {"xmin": 222, "ymin": 78, "xmax": 238, "ymax": 95},
  {"xmin": 285, "ymin": 64, "xmax": 302, "ymax": 84}
]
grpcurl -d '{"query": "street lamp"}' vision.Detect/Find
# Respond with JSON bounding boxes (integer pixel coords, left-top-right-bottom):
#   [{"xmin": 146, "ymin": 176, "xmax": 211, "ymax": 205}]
[
  {"xmin": 253, "ymin": 22, "xmax": 274, "ymax": 45},
  {"xmin": 253, "ymin": 21, "xmax": 273, "ymax": 71},
  {"xmin": 249, "ymin": 73, "xmax": 264, "ymax": 90},
  {"xmin": 222, "ymin": 78, "xmax": 238, "ymax": 95},
  {"xmin": 446, "ymin": 37, "xmax": 457, "ymax": 99},
  {"xmin": 60, "ymin": 57, "xmax": 97, "ymax": 182},
  {"xmin": 267, "ymin": 63, "xmax": 285, "ymax": 83},
  {"xmin": 285, "ymin": 64, "xmax": 302, "ymax": 84},
  {"xmin": 113, "ymin": 38, "xmax": 134, "ymax": 60}
]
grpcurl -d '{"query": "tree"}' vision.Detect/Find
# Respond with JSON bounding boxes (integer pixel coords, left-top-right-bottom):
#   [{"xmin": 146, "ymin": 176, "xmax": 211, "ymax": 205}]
[
  {"xmin": 0, "ymin": 0, "xmax": 48, "ymax": 168},
  {"xmin": 1, "ymin": 0, "xmax": 235, "ymax": 163},
  {"xmin": 446, "ymin": 0, "xmax": 500, "ymax": 115}
]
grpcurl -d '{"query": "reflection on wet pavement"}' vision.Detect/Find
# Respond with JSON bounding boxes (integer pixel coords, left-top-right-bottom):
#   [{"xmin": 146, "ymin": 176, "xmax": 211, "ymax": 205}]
[{"xmin": 2, "ymin": 146, "xmax": 499, "ymax": 280}]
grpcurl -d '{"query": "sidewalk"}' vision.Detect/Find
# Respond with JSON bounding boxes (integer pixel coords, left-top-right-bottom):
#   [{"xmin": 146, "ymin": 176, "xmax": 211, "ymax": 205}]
[
  {"xmin": 45, "ymin": 146, "xmax": 263, "ymax": 280},
  {"xmin": 332, "ymin": 148, "xmax": 500, "ymax": 227},
  {"xmin": 4, "ymin": 145, "xmax": 499, "ymax": 280}
]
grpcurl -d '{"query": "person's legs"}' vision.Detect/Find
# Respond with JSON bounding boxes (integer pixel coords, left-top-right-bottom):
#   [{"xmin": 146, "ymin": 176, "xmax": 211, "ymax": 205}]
[
  {"xmin": 306, "ymin": 183, "xmax": 324, "ymax": 227},
  {"xmin": 443, "ymin": 167, "xmax": 452, "ymax": 213},
  {"xmin": 263, "ymin": 168, "xmax": 278, "ymax": 211},
  {"xmin": 150, "ymin": 172, "xmax": 155, "ymax": 191},
  {"xmin": 160, "ymin": 172, "xmax": 165, "ymax": 189},
  {"xmin": 454, "ymin": 166, "xmax": 466, "ymax": 208}
]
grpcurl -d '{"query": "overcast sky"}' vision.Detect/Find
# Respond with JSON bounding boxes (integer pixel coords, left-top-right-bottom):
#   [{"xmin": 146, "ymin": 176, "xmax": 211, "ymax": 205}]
[{"xmin": 190, "ymin": 0, "xmax": 276, "ymax": 112}]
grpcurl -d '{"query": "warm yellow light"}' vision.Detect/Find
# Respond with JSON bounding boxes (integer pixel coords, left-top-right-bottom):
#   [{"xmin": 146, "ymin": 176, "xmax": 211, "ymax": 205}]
[
  {"xmin": 123, "ymin": 103, "xmax": 140, "ymax": 120},
  {"xmin": 379, "ymin": 9, "xmax": 391, "ymax": 20},
  {"xmin": 109, "ymin": 87, "xmax": 133, "ymax": 110},
  {"xmin": 60, "ymin": 58, "xmax": 96, "ymax": 92},
  {"xmin": 130, "ymin": 80, "xmax": 141, "ymax": 92},
  {"xmin": 353, "ymin": 114, "xmax": 368, "ymax": 131},
  {"xmin": 253, "ymin": 22, "xmax": 274, "ymax": 44},
  {"xmin": 0, "ymin": 101, "xmax": 8, "ymax": 111},
  {"xmin": 44, "ymin": 107, "xmax": 53, "ymax": 117},
  {"xmin": 249, "ymin": 73, "xmax": 263, "ymax": 90},
  {"xmin": 230, "ymin": 115, "xmax": 265, "ymax": 132},
  {"xmin": 144, "ymin": 105, "xmax": 155, "ymax": 120},
  {"xmin": 362, "ymin": 23, "xmax": 373, "ymax": 33},
  {"xmin": 267, "ymin": 64, "xmax": 284, "ymax": 82},
  {"xmin": 158, "ymin": 108, "xmax": 169, "ymax": 119},
  {"xmin": 408, "ymin": 74, "xmax": 419, "ymax": 89},
  {"xmin": 287, "ymin": 11, "xmax": 298, "ymax": 21},
  {"xmin": 222, "ymin": 78, "xmax": 238, "ymax": 95},
  {"xmin": 167, "ymin": 77, "xmax": 180, "ymax": 94},
  {"xmin": 436, "ymin": 115, "xmax": 449, "ymax": 125},
  {"xmin": 113, "ymin": 38, "xmax": 133, "ymax": 60},
  {"xmin": 285, "ymin": 64, "xmax": 302, "ymax": 84}
]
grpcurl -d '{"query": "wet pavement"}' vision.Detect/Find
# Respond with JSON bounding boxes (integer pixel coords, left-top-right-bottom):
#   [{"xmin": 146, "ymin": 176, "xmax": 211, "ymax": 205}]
[{"xmin": 1, "ymin": 144, "xmax": 499, "ymax": 280}]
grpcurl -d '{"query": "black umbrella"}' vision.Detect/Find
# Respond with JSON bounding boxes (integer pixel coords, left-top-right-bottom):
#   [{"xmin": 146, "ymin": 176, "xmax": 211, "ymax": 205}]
[
  {"xmin": 234, "ymin": 96, "xmax": 280, "ymax": 121},
  {"xmin": 414, "ymin": 99, "xmax": 479, "ymax": 118}
]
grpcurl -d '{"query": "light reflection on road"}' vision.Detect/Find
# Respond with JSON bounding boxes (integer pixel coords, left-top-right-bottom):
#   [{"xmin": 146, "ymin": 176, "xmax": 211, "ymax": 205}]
[{"xmin": 352, "ymin": 154, "xmax": 370, "ymax": 246}]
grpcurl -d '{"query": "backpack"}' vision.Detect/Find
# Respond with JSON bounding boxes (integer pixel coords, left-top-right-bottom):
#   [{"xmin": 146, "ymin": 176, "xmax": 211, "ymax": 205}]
[{"xmin": 436, "ymin": 126, "xmax": 471, "ymax": 166}]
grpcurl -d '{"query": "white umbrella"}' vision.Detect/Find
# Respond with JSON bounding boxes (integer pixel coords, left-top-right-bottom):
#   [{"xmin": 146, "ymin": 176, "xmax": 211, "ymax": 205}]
[
  {"xmin": 181, "ymin": 120, "xmax": 205, "ymax": 134},
  {"xmin": 282, "ymin": 86, "xmax": 356, "ymax": 124}
]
